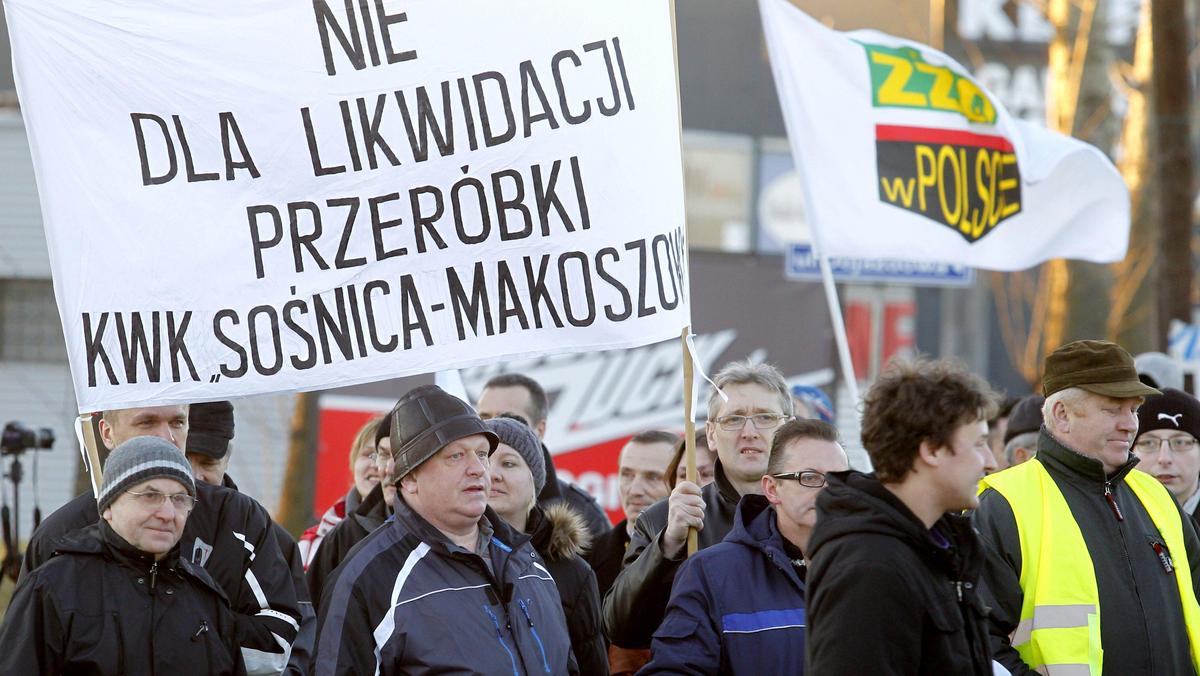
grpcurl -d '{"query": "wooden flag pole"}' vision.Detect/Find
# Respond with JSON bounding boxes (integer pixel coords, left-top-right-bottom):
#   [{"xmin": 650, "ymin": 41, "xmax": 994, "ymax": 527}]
[
  {"xmin": 681, "ymin": 327, "xmax": 699, "ymax": 556},
  {"xmin": 669, "ymin": 0, "xmax": 698, "ymax": 555}
]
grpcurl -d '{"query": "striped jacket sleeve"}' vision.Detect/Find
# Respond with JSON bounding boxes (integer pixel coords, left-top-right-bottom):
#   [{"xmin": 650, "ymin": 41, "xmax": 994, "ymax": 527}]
[{"xmin": 229, "ymin": 499, "xmax": 302, "ymax": 667}]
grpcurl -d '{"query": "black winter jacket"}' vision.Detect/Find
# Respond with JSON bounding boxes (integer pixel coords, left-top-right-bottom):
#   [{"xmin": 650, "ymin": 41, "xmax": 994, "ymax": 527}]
[
  {"xmin": 585, "ymin": 518, "xmax": 631, "ymax": 600},
  {"xmin": 305, "ymin": 480, "xmax": 390, "ymax": 611},
  {"xmin": 313, "ymin": 499, "xmax": 577, "ymax": 675},
  {"xmin": 975, "ymin": 429, "xmax": 1200, "ymax": 675},
  {"xmin": 527, "ymin": 503, "xmax": 608, "ymax": 676},
  {"xmin": 22, "ymin": 484, "xmax": 302, "ymax": 660},
  {"xmin": 540, "ymin": 442, "xmax": 612, "ymax": 540},
  {"xmin": 806, "ymin": 471, "xmax": 993, "ymax": 676},
  {"xmin": 0, "ymin": 521, "xmax": 245, "ymax": 675},
  {"xmin": 603, "ymin": 462, "xmax": 741, "ymax": 648},
  {"xmin": 223, "ymin": 473, "xmax": 316, "ymax": 676}
]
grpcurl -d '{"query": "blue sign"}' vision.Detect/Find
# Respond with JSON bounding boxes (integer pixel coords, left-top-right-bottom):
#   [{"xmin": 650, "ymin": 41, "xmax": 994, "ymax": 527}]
[{"xmin": 785, "ymin": 243, "xmax": 975, "ymax": 287}]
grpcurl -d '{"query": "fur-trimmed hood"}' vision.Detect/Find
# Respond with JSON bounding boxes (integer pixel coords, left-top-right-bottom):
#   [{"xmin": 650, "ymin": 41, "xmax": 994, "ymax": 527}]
[{"xmin": 528, "ymin": 502, "xmax": 594, "ymax": 562}]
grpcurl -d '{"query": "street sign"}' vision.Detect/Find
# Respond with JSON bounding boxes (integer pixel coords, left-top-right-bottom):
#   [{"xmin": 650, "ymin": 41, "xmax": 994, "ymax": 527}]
[{"xmin": 785, "ymin": 243, "xmax": 975, "ymax": 287}]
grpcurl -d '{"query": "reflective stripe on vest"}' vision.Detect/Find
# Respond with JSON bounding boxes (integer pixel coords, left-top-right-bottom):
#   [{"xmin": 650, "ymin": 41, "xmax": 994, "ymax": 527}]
[{"xmin": 979, "ymin": 460, "xmax": 1200, "ymax": 675}]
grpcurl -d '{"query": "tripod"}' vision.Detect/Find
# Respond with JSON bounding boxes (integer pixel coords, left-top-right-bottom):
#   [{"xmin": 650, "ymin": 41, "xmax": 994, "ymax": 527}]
[{"xmin": 1, "ymin": 453, "xmax": 40, "ymax": 582}]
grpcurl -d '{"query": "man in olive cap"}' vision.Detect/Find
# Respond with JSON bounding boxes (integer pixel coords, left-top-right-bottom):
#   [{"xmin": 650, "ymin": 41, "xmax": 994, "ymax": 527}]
[
  {"xmin": 975, "ymin": 340, "xmax": 1200, "ymax": 675},
  {"xmin": 313, "ymin": 385, "xmax": 575, "ymax": 675}
]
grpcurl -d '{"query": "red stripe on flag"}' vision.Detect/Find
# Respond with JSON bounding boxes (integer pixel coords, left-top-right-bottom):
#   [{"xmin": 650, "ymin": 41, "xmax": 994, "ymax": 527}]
[{"xmin": 875, "ymin": 125, "xmax": 1014, "ymax": 152}]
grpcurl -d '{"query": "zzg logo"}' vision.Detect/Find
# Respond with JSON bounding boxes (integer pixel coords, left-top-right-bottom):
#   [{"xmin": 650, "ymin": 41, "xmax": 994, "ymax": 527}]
[
  {"xmin": 862, "ymin": 44, "xmax": 996, "ymax": 125},
  {"xmin": 875, "ymin": 125, "xmax": 1021, "ymax": 242}
]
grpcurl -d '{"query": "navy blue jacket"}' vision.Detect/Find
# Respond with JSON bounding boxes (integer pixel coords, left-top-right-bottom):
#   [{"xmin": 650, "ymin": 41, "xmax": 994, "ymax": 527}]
[{"xmin": 639, "ymin": 495, "xmax": 807, "ymax": 675}]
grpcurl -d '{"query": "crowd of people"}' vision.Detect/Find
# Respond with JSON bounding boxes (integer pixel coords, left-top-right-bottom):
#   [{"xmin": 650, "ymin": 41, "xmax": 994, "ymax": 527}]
[{"xmin": 0, "ymin": 339, "xmax": 1198, "ymax": 674}]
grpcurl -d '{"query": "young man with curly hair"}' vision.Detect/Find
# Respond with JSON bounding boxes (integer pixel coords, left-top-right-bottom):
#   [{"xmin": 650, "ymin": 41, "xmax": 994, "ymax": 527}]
[{"xmin": 805, "ymin": 357, "xmax": 998, "ymax": 675}]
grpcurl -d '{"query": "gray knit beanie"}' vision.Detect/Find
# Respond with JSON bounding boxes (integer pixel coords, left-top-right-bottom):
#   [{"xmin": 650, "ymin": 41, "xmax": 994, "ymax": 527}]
[
  {"xmin": 485, "ymin": 417, "xmax": 546, "ymax": 494},
  {"xmin": 98, "ymin": 437, "xmax": 196, "ymax": 513}
]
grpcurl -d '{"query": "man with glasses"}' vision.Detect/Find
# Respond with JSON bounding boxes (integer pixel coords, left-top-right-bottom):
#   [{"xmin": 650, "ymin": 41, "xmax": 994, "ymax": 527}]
[
  {"xmin": 21, "ymin": 405, "xmax": 301, "ymax": 673},
  {"xmin": 306, "ymin": 409, "xmax": 396, "ymax": 610},
  {"xmin": 0, "ymin": 436, "xmax": 244, "ymax": 674},
  {"xmin": 1134, "ymin": 388, "xmax": 1200, "ymax": 524},
  {"xmin": 807, "ymin": 358, "xmax": 997, "ymax": 675},
  {"xmin": 976, "ymin": 341, "xmax": 1200, "ymax": 675},
  {"xmin": 604, "ymin": 360, "xmax": 794, "ymax": 648},
  {"xmin": 640, "ymin": 419, "xmax": 846, "ymax": 674}
]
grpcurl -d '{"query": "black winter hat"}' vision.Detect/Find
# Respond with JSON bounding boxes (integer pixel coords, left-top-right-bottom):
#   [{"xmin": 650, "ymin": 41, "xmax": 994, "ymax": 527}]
[
  {"xmin": 1136, "ymin": 388, "xmax": 1200, "ymax": 442},
  {"xmin": 187, "ymin": 400, "xmax": 235, "ymax": 459},
  {"xmin": 390, "ymin": 385, "xmax": 498, "ymax": 480},
  {"xmin": 1003, "ymin": 394, "xmax": 1045, "ymax": 444}
]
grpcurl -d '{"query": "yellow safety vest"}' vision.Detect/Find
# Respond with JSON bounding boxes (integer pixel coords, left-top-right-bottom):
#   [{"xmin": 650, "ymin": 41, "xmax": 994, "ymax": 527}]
[{"xmin": 980, "ymin": 459, "xmax": 1200, "ymax": 676}]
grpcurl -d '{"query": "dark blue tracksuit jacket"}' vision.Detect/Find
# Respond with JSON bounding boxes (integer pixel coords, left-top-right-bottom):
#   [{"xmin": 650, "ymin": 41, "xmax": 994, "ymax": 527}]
[{"xmin": 638, "ymin": 494, "xmax": 807, "ymax": 675}]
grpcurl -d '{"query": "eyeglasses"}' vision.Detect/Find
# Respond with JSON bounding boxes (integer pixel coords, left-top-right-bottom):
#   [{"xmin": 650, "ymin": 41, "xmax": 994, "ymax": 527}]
[
  {"xmin": 770, "ymin": 471, "xmax": 827, "ymax": 488},
  {"xmin": 126, "ymin": 490, "xmax": 197, "ymax": 512},
  {"xmin": 1133, "ymin": 436, "xmax": 1198, "ymax": 454},
  {"xmin": 713, "ymin": 414, "xmax": 791, "ymax": 431},
  {"xmin": 368, "ymin": 451, "xmax": 395, "ymax": 464}
]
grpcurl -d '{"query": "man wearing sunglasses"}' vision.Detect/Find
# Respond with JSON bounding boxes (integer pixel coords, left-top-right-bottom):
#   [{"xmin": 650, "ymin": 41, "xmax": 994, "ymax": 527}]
[
  {"xmin": 604, "ymin": 360, "xmax": 794, "ymax": 648},
  {"xmin": 0, "ymin": 436, "xmax": 244, "ymax": 674},
  {"xmin": 640, "ymin": 419, "xmax": 847, "ymax": 674}
]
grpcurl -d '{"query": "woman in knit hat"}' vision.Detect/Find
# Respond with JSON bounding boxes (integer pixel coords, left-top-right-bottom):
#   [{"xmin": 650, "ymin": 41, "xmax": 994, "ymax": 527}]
[
  {"xmin": 0, "ymin": 436, "xmax": 244, "ymax": 674},
  {"xmin": 486, "ymin": 415, "xmax": 609, "ymax": 676}
]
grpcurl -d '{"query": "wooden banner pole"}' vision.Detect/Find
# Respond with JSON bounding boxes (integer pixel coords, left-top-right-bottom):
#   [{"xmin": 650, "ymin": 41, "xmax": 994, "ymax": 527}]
[{"xmin": 681, "ymin": 326, "xmax": 699, "ymax": 556}]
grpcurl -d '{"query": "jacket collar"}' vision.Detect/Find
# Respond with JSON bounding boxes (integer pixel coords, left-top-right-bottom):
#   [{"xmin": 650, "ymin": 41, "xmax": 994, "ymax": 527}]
[
  {"xmin": 814, "ymin": 471, "xmax": 981, "ymax": 578},
  {"xmin": 343, "ymin": 485, "xmax": 363, "ymax": 514},
  {"xmin": 727, "ymin": 494, "xmax": 806, "ymax": 590},
  {"xmin": 102, "ymin": 519, "xmax": 181, "ymax": 570},
  {"xmin": 391, "ymin": 494, "xmax": 532, "ymax": 560},
  {"xmin": 712, "ymin": 460, "xmax": 743, "ymax": 506},
  {"xmin": 1037, "ymin": 426, "xmax": 1140, "ymax": 486},
  {"xmin": 354, "ymin": 481, "xmax": 392, "ymax": 523},
  {"xmin": 221, "ymin": 474, "xmax": 239, "ymax": 491},
  {"xmin": 53, "ymin": 519, "xmax": 183, "ymax": 573}
]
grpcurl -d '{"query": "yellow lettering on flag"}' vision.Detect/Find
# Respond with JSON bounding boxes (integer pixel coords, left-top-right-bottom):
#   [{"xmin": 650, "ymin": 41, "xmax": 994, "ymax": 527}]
[
  {"xmin": 871, "ymin": 52, "xmax": 927, "ymax": 107},
  {"xmin": 880, "ymin": 176, "xmax": 917, "ymax": 207}
]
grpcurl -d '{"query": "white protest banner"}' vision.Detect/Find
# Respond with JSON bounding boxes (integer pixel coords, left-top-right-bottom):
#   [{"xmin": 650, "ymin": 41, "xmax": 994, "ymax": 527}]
[
  {"xmin": 759, "ymin": 0, "xmax": 1130, "ymax": 271},
  {"xmin": 6, "ymin": 0, "xmax": 689, "ymax": 412}
]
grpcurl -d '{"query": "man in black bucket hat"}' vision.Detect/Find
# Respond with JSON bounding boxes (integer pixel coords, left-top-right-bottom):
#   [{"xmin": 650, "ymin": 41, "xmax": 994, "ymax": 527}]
[
  {"xmin": 975, "ymin": 340, "xmax": 1200, "ymax": 675},
  {"xmin": 313, "ymin": 385, "xmax": 576, "ymax": 675}
]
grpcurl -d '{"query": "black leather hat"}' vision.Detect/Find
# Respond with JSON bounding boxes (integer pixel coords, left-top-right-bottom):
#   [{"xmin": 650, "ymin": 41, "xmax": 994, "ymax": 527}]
[
  {"xmin": 390, "ymin": 385, "xmax": 498, "ymax": 479},
  {"xmin": 1043, "ymin": 340, "xmax": 1161, "ymax": 399}
]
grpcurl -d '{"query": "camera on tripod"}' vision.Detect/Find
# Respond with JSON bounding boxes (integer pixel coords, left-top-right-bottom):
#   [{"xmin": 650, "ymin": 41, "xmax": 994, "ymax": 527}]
[{"xmin": 1, "ymin": 422, "xmax": 54, "ymax": 456}]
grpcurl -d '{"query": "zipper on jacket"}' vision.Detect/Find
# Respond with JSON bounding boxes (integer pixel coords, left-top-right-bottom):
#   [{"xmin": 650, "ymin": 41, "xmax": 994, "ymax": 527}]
[
  {"xmin": 1104, "ymin": 482, "xmax": 1124, "ymax": 521},
  {"xmin": 112, "ymin": 611, "xmax": 126, "ymax": 675},
  {"xmin": 1104, "ymin": 480, "xmax": 1155, "ymax": 674},
  {"xmin": 193, "ymin": 621, "xmax": 214, "ymax": 670},
  {"xmin": 955, "ymin": 581, "xmax": 963, "ymax": 602},
  {"xmin": 484, "ymin": 605, "xmax": 520, "ymax": 676},
  {"xmin": 149, "ymin": 561, "xmax": 159, "ymax": 592},
  {"xmin": 518, "ymin": 598, "xmax": 552, "ymax": 673}
]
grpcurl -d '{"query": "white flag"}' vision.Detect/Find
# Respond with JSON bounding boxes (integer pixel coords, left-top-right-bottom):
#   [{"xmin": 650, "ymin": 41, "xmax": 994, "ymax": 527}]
[
  {"xmin": 6, "ymin": 0, "xmax": 689, "ymax": 412},
  {"xmin": 759, "ymin": 0, "xmax": 1130, "ymax": 271}
]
